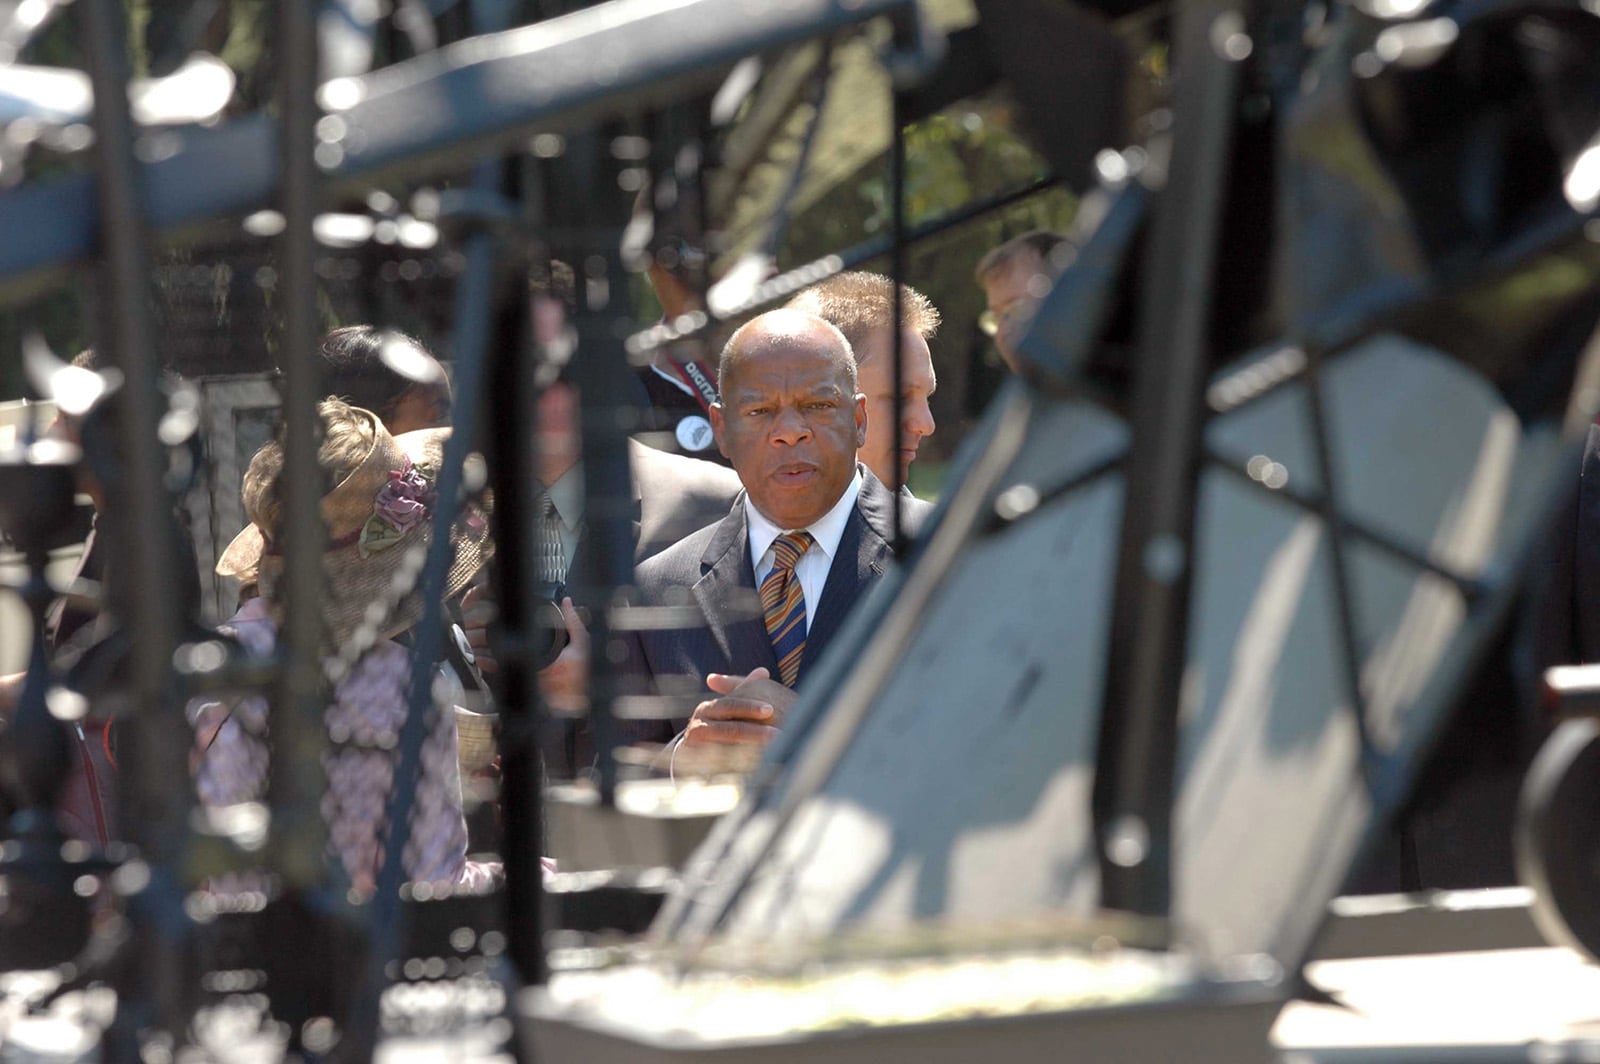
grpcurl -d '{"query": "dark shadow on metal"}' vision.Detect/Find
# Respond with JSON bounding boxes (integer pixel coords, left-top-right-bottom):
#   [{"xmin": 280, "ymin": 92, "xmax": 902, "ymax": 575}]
[
  {"xmin": 485, "ymin": 157, "xmax": 552, "ymax": 991},
  {"xmin": 1202, "ymin": 451, "xmax": 1487, "ymax": 599},
  {"xmin": 1302, "ymin": 355, "xmax": 1385, "ymax": 790},
  {"xmin": 268, "ymin": 0, "xmax": 333, "ymax": 898},
  {"xmin": 1091, "ymin": 0, "xmax": 1246, "ymax": 924},
  {"xmin": 972, "ymin": 0, "xmax": 1129, "ymax": 191},
  {"xmin": 1013, "ymin": 170, "xmax": 1149, "ymax": 394},
  {"xmin": 543, "ymin": 131, "xmax": 640, "ymax": 810},
  {"xmin": 976, "ymin": 450, "xmax": 1126, "ymax": 537}
]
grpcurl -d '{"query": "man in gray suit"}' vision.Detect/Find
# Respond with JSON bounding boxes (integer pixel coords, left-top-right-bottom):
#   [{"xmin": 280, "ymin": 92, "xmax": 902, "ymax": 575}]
[
  {"xmin": 630, "ymin": 439, "xmax": 742, "ymax": 561},
  {"xmin": 459, "ymin": 374, "xmax": 740, "ymax": 777},
  {"xmin": 460, "ymin": 374, "xmax": 739, "ymax": 671},
  {"xmin": 628, "ymin": 308, "xmax": 930, "ymax": 752}
]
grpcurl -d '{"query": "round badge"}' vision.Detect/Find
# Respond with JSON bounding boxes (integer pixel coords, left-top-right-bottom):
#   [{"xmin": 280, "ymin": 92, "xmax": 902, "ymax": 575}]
[{"xmin": 675, "ymin": 415, "xmax": 715, "ymax": 452}]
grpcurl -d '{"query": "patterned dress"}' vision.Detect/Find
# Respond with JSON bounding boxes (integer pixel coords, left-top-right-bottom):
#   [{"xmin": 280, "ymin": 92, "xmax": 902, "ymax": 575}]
[{"xmin": 190, "ymin": 598, "xmax": 497, "ymax": 891}]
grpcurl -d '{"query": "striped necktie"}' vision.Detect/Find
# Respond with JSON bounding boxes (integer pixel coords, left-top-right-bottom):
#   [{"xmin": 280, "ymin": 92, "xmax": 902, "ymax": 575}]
[
  {"xmin": 536, "ymin": 490, "xmax": 566, "ymax": 584},
  {"xmin": 761, "ymin": 531, "xmax": 813, "ymax": 688}
]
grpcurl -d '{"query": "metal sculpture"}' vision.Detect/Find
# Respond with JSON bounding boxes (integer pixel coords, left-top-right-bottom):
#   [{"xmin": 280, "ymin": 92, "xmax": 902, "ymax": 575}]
[{"xmin": 0, "ymin": 0, "xmax": 1598, "ymax": 1059}]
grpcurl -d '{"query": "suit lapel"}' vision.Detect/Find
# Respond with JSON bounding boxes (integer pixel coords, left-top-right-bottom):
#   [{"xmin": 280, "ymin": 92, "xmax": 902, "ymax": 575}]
[
  {"xmin": 691, "ymin": 499, "xmax": 780, "ymax": 676},
  {"xmin": 802, "ymin": 471, "xmax": 896, "ymax": 675}
]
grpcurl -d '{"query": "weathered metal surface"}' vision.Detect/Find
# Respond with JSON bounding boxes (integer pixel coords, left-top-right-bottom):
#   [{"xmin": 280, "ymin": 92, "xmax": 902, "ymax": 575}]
[
  {"xmin": 659, "ymin": 336, "xmax": 1568, "ymax": 965},
  {"xmin": 0, "ymin": 0, "xmax": 922, "ymax": 304}
]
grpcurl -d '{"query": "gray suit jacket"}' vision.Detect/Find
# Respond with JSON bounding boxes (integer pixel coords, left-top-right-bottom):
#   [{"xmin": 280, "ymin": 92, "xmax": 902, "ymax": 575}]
[
  {"xmin": 535, "ymin": 444, "xmax": 739, "ymax": 777},
  {"xmin": 559, "ymin": 442, "xmax": 740, "ymax": 581},
  {"xmin": 626, "ymin": 468, "xmax": 930, "ymax": 730},
  {"xmin": 630, "ymin": 439, "xmax": 743, "ymax": 562}
]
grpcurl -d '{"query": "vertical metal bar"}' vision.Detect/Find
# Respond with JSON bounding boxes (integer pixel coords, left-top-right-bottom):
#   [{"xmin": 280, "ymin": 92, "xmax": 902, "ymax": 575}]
[
  {"xmin": 487, "ymin": 185, "xmax": 550, "ymax": 984},
  {"xmin": 1302, "ymin": 360, "xmax": 1380, "ymax": 782},
  {"xmin": 558, "ymin": 136, "xmax": 635, "ymax": 810},
  {"xmin": 888, "ymin": 87, "xmax": 906, "ymax": 542},
  {"xmin": 687, "ymin": 111, "xmax": 715, "ymax": 316},
  {"xmin": 78, "ymin": 0, "xmax": 192, "ymax": 1038},
  {"xmin": 349, "ymin": 163, "xmax": 504, "ymax": 1057},
  {"xmin": 78, "ymin": 0, "xmax": 182, "ymax": 844},
  {"xmin": 356, "ymin": 5, "xmax": 534, "ymax": 1044},
  {"xmin": 579, "ymin": 292, "xmax": 637, "ymax": 809},
  {"xmin": 80, "ymin": 0, "xmax": 187, "ymax": 860},
  {"xmin": 268, "ymin": 0, "xmax": 332, "ymax": 891},
  {"xmin": 1092, "ymin": 0, "xmax": 1247, "ymax": 921}
]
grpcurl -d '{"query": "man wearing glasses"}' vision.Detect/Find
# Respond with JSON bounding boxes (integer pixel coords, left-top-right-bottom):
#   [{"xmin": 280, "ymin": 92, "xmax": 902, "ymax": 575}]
[{"xmin": 974, "ymin": 230, "xmax": 1073, "ymax": 372}]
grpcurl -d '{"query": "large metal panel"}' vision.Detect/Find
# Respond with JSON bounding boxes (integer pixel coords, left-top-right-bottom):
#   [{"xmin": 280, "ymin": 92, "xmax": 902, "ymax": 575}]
[{"xmin": 659, "ymin": 334, "xmax": 1565, "ymax": 969}]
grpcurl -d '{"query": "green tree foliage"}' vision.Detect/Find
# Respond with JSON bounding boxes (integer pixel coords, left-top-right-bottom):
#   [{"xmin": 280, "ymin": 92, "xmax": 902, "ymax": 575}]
[{"xmin": 782, "ymin": 97, "xmax": 1077, "ymax": 466}]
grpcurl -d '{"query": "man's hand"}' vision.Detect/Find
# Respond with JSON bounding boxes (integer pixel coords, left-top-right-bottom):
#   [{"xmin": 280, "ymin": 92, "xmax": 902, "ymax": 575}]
[
  {"xmin": 460, "ymin": 583, "xmax": 498, "ymax": 673},
  {"xmin": 539, "ymin": 597, "xmax": 590, "ymax": 715},
  {"xmin": 682, "ymin": 668, "xmax": 799, "ymax": 748},
  {"xmin": 459, "ymin": 588, "xmax": 589, "ymax": 715}
]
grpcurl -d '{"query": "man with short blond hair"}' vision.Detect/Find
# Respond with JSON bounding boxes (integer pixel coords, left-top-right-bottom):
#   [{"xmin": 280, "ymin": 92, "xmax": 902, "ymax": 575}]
[{"xmin": 786, "ymin": 271, "xmax": 940, "ymax": 491}]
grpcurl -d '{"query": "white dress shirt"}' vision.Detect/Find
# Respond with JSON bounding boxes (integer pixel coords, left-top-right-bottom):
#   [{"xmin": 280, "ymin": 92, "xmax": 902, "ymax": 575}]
[{"xmin": 744, "ymin": 468, "xmax": 863, "ymax": 628}]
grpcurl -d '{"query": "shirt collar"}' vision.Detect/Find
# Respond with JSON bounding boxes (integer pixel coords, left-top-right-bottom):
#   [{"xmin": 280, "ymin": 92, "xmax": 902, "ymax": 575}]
[
  {"xmin": 745, "ymin": 466, "xmax": 864, "ymax": 570},
  {"xmin": 544, "ymin": 462, "xmax": 585, "ymax": 530}
]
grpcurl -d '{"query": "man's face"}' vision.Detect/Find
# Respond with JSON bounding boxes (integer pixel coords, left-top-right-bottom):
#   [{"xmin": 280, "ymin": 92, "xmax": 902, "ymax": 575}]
[
  {"xmin": 982, "ymin": 250, "xmax": 1049, "ymax": 371},
  {"xmin": 853, "ymin": 326, "xmax": 936, "ymax": 488},
  {"xmin": 535, "ymin": 380, "xmax": 581, "ymax": 486},
  {"xmin": 711, "ymin": 339, "xmax": 867, "ymax": 529}
]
